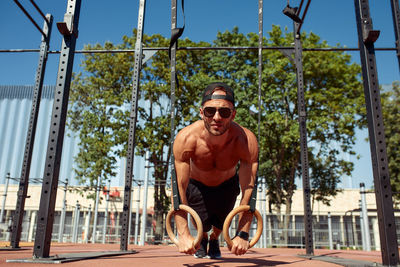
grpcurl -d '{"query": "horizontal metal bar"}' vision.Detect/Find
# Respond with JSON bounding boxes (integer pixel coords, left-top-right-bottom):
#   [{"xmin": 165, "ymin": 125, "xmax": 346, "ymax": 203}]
[
  {"xmin": 29, "ymin": 0, "xmax": 49, "ymax": 24},
  {"xmin": 14, "ymin": 0, "xmax": 47, "ymax": 38},
  {"xmin": 0, "ymin": 46, "xmax": 397, "ymax": 54},
  {"xmin": 297, "ymin": 0, "xmax": 312, "ymax": 34}
]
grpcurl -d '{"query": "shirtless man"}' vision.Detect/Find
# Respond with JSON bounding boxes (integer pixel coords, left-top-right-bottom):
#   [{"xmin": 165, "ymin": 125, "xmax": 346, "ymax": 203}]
[{"xmin": 173, "ymin": 82, "xmax": 259, "ymax": 258}]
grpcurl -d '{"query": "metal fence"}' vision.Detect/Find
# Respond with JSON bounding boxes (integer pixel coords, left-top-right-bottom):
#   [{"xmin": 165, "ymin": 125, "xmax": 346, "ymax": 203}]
[{"xmin": 0, "ymin": 211, "xmax": 399, "ymax": 250}]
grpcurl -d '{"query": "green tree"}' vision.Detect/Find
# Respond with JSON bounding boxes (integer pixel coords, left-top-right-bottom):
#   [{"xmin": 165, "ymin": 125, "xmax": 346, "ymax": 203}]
[
  {"xmin": 68, "ymin": 41, "xmax": 132, "ymax": 193},
  {"xmin": 382, "ymin": 82, "xmax": 400, "ymax": 201}
]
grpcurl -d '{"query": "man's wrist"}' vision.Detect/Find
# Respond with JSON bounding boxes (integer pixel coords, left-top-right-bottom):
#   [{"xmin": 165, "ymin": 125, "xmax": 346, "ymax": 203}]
[{"xmin": 235, "ymin": 231, "xmax": 249, "ymax": 241}]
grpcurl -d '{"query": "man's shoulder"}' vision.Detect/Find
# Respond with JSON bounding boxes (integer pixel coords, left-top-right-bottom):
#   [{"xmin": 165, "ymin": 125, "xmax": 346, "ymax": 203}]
[
  {"xmin": 174, "ymin": 121, "xmax": 203, "ymax": 160},
  {"xmin": 231, "ymin": 122, "xmax": 258, "ymax": 160},
  {"xmin": 231, "ymin": 122, "xmax": 257, "ymax": 140},
  {"xmin": 175, "ymin": 121, "xmax": 203, "ymax": 144}
]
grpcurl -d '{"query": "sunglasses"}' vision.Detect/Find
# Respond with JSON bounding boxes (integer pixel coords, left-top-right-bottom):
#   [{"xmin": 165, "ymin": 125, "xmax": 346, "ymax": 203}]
[{"xmin": 203, "ymin": 107, "xmax": 233, "ymax": 118}]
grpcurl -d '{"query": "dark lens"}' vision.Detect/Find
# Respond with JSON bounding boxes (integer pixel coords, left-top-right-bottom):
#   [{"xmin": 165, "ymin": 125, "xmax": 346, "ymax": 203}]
[
  {"xmin": 218, "ymin": 108, "xmax": 232, "ymax": 118},
  {"xmin": 203, "ymin": 107, "xmax": 216, "ymax": 117}
]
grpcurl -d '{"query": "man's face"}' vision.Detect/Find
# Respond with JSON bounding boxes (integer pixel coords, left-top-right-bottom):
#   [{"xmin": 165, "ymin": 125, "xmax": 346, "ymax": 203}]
[{"xmin": 200, "ymin": 92, "xmax": 236, "ymax": 136}]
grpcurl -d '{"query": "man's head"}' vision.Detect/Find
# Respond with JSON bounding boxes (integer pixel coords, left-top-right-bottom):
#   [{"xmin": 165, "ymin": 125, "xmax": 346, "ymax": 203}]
[
  {"xmin": 201, "ymin": 82, "xmax": 235, "ymax": 107},
  {"xmin": 200, "ymin": 82, "xmax": 236, "ymax": 136}
]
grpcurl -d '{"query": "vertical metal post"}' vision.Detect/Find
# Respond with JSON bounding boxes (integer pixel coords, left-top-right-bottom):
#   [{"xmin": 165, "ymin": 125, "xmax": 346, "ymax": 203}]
[
  {"xmin": 11, "ymin": 14, "xmax": 53, "ymax": 249},
  {"xmin": 359, "ymin": 200, "xmax": 366, "ymax": 250},
  {"xmin": 293, "ymin": 22, "xmax": 314, "ymax": 256},
  {"xmin": 0, "ymin": 173, "xmax": 10, "ymax": 223},
  {"xmin": 102, "ymin": 187, "xmax": 109, "ymax": 244},
  {"xmin": 257, "ymin": 0, "xmax": 263, "ymax": 141},
  {"xmin": 170, "ymin": 0, "xmax": 178, "ymax": 141},
  {"xmin": 262, "ymin": 178, "xmax": 267, "ymax": 248},
  {"xmin": 84, "ymin": 204, "xmax": 91, "ymax": 243},
  {"xmin": 390, "ymin": 0, "xmax": 400, "ymax": 71},
  {"xmin": 257, "ymin": 0, "xmax": 265, "ymax": 249},
  {"xmin": 92, "ymin": 176, "xmax": 101, "ymax": 243},
  {"xmin": 257, "ymin": 187, "xmax": 262, "ymax": 248},
  {"xmin": 72, "ymin": 201, "xmax": 80, "ymax": 243},
  {"xmin": 328, "ymin": 212, "xmax": 333, "ymax": 250},
  {"xmin": 120, "ymin": 0, "xmax": 146, "ymax": 251},
  {"xmin": 134, "ymin": 183, "xmax": 141, "ymax": 245},
  {"xmin": 33, "ymin": 0, "xmax": 81, "ymax": 258},
  {"xmin": 140, "ymin": 151, "xmax": 150, "ymax": 246},
  {"xmin": 354, "ymin": 0, "xmax": 399, "ymax": 264},
  {"xmin": 360, "ymin": 183, "xmax": 371, "ymax": 251},
  {"xmin": 58, "ymin": 178, "xmax": 68, "ymax": 243}
]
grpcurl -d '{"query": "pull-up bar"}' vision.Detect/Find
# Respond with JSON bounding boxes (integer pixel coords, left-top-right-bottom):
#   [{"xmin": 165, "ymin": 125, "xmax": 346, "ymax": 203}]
[
  {"xmin": 14, "ymin": 0, "xmax": 50, "ymax": 39},
  {"xmin": 0, "ymin": 46, "xmax": 397, "ymax": 54}
]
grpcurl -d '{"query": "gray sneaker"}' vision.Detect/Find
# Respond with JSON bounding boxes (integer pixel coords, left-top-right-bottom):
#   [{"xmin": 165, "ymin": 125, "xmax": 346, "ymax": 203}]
[
  {"xmin": 194, "ymin": 238, "xmax": 208, "ymax": 258},
  {"xmin": 207, "ymin": 239, "xmax": 221, "ymax": 259}
]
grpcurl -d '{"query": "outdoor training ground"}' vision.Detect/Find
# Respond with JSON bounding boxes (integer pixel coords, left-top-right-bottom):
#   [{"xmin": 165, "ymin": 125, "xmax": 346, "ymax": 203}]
[{"xmin": 0, "ymin": 242, "xmax": 386, "ymax": 266}]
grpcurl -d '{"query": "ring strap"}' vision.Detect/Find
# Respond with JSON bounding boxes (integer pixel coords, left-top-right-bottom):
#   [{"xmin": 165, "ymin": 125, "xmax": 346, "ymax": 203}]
[
  {"xmin": 169, "ymin": 0, "xmax": 185, "ymax": 212},
  {"xmin": 171, "ymin": 155, "xmax": 181, "ymax": 211},
  {"xmin": 249, "ymin": 177, "xmax": 258, "ymax": 212}
]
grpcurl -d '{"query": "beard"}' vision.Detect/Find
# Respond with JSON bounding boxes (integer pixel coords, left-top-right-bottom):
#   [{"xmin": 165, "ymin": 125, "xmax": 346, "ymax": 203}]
[{"xmin": 203, "ymin": 120, "xmax": 230, "ymax": 136}]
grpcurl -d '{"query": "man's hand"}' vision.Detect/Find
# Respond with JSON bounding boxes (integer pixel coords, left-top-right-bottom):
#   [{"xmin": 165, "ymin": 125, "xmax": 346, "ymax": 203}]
[
  {"xmin": 229, "ymin": 236, "xmax": 250, "ymax": 256},
  {"xmin": 178, "ymin": 234, "xmax": 197, "ymax": 255}
]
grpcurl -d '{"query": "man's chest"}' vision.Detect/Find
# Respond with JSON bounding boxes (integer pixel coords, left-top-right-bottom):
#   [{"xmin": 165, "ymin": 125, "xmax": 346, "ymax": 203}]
[{"xmin": 192, "ymin": 143, "xmax": 240, "ymax": 171}]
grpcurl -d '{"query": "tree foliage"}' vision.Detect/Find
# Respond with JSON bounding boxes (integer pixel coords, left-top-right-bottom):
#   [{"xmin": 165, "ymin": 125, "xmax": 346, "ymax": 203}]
[
  {"xmin": 381, "ymin": 82, "xmax": 400, "ymax": 200},
  {"xmin": 68, "ymin": 41, "xmax": 132, "ymax": 198}
]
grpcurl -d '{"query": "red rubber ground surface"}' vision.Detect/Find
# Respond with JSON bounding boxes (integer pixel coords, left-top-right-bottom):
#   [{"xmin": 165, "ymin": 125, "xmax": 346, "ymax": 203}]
[{"xmin": 0, "ymin": 243, "xmax": 384, "ymax": 266}]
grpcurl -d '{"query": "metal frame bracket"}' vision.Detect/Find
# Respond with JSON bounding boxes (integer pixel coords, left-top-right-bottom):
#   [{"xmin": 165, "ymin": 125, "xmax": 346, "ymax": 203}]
[{"xmin": 57, "ymin": 14, "xmax": 78, "ymax": 37}]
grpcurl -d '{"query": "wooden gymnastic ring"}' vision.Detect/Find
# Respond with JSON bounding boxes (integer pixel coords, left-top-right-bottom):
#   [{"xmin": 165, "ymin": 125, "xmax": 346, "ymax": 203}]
[
  {"xmin": 166, "ymin": 204, "xmax": 203, "ymax": 248},
  {"xmin": 222, "ymin": 205, "xmax": 263, "ymax": 248}
]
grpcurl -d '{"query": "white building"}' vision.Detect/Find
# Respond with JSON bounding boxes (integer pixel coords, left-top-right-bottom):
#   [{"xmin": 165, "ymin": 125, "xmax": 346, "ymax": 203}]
[{"xmin": 0, "ymin": 85, "xmax": 147, "ymax": 187}]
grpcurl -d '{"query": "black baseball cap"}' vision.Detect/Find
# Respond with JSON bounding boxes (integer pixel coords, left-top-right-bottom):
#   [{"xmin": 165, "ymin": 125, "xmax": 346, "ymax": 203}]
[{"xmin": 201, "ymin": 82, "xmax": 235, "ymax": 106}]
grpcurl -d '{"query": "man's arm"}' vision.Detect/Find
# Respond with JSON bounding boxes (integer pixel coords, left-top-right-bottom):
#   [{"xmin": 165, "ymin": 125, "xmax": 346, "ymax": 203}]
[
  {"xmin": 230, "ymin": 127, "xmax": 259, "ymax": 255},
  {"xmin": 172, "ymin": 131, "xmax": 197, "ymax": 254}
]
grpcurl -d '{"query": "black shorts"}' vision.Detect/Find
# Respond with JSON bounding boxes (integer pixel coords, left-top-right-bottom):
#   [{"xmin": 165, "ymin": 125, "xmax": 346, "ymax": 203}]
[{"xmin": 186, "ymin": 174, "xmax": 240, "ymax": 232}]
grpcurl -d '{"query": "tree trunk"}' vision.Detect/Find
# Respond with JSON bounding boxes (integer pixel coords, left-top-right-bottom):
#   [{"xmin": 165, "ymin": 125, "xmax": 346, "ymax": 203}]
[
  {"xmin": 154, "ymin": 208, "xmax": 164, "ymax": 243},
  {"xmin": 283, "ymin": 196, "xmax": 292, "ymax": 247}
]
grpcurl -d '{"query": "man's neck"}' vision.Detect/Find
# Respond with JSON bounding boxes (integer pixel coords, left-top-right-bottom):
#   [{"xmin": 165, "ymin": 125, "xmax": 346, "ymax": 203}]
[{"xmin": 203, "ymin": 126, "xmax": 231, "ymax": 148}]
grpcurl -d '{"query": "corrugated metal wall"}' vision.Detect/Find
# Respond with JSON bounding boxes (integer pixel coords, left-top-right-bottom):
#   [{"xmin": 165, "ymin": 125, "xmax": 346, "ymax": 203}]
[{"xmin": 0, "ymin": 85, "xmax": 145, "ymax": 186}]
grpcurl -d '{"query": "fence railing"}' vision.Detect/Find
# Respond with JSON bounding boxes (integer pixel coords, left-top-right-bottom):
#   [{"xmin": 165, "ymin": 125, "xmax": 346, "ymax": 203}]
[{"xmin": 0, "ymin": 213, "xmax": 395, "ymax": 250}]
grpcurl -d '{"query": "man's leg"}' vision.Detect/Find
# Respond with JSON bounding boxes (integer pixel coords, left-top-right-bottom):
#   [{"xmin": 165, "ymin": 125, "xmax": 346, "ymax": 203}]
[
  {"xmin": 208, "ymin": 226, "xmax": 222, "ymax": 259},
  {"xmin": 194, "ymin": 231, "xmax": 209, "ymax": 258},
  {"xmin": 186, "ymin": 180, "xmax": 211, "ymax": 259}
]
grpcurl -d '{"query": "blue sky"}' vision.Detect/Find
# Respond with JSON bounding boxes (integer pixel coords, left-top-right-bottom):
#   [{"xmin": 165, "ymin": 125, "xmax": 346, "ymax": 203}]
[{"xmin": 1, "ymin": 0, "xmax": 399, "ymax": 189}]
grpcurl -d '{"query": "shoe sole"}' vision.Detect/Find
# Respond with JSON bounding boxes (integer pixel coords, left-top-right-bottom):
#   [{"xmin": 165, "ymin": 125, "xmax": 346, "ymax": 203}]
[
  {"xmin": 207, "ymin": 254, "xmax": 221, "ymax": 259},
  {"xmin": 194, "ymin": 255, "xmax": 210, "ymax": 259},
  {"xmin": 208, "ymin": 256, "xmax": 221, "ymax": 259}
]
